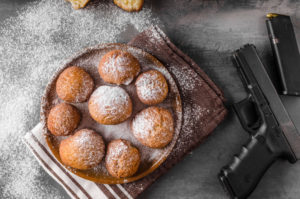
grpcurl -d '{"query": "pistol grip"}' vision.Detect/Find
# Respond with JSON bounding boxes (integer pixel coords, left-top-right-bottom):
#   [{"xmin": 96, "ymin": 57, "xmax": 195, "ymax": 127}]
[{"xmin": 219, "ymin": 132, "xmax": 278, "ymax": 199}]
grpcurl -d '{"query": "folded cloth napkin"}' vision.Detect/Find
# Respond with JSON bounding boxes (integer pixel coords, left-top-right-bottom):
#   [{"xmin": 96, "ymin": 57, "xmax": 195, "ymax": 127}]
[{"xmin": 23, "ymin": 26, "xmax": 227, "ymax": 199}]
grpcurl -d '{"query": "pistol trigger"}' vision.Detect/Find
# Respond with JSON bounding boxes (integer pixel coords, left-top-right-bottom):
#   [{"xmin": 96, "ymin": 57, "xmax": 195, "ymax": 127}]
[{"xmin": 233, "ymin": 96, "xmax": 261, "ymax": 134}]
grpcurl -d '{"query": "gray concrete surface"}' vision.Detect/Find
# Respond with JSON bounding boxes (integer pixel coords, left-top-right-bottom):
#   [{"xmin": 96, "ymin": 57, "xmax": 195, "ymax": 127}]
[{"xmin": 2, "ymin": 0, "xmax": 300, "ymax": 198}]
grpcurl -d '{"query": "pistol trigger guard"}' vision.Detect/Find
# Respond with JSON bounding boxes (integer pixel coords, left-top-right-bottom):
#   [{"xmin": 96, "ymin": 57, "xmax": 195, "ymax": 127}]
[{"xmin": 233, "ymin": 96, "xmax": 261, "ymax": 134}]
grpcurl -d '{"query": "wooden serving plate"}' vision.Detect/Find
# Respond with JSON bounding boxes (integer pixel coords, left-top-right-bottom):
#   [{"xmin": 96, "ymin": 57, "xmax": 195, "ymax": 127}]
[{"xmin": 40, "ymin": 43, "xmax": 182, "ymax": 184}]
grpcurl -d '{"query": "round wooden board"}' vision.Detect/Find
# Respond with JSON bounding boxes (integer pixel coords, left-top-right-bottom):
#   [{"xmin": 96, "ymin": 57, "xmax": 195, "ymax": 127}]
[{"xmin": 40, "ymin": 43, "xmax": 182, "ymax": 184}]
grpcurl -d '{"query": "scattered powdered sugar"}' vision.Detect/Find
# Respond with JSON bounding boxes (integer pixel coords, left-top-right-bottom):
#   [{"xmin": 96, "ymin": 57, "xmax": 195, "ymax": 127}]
[
  {"xmin": 90, "ymin": 85, "xmax": 131, "ymax": 117},
  {"xmin": 178, "ymin": 103, "xmax": 211, "ymax": 144},
  {"xmin": 146, "ymin": 27, "xmax": 164, "ymax": 46},
  {"xmin": 168, "ymin": 64, "xmax": 202, "ymax": 94},
  {"xmin": 0, "ymin": 0, "xmax": 161, "ymax": 198},
  {"xmin": 189, "ymin": 104, "xmax": 211, "ymax": 122}
]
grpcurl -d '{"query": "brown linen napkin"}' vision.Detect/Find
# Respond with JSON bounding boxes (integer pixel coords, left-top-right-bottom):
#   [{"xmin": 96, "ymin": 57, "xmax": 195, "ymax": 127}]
[
  {"xmin": 123, "ymin": 25, "xmax": 227, "ymax": 198},
  {"xmin": 23, "ymin": 26, "xmax": 227, "ymax": 199}
]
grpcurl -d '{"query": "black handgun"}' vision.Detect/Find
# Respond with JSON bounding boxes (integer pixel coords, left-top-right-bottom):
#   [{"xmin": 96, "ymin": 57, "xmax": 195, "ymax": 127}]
[{"xmin": 219, "ymin": 44, "xmax": 300, "ymax": 199}]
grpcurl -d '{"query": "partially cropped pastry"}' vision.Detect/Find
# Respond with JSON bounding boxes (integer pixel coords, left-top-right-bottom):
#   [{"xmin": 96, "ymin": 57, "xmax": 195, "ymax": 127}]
[
  {"xmin": 56, "ymin": 66, "xmax": 94, "ymax": 103},
  {"xmin": 114, "ymin": 0, "xmax": 144, "ymax": 12},
  {"xmin": 105, "ymin": 139, "xmax": 140, "ymax": 178},
  {"xmin": 88, "ymin": 85, "xmax": 132, "ymax": 125},
  {"xmin": 47, "ymin": 103, "xmax": 81, "ymax": 136},
  {"xmin": 98, "ymin": 50, "xmax": 140, "ymax": 85},
  {"xmin": 67, "ymin": 0, "xmax": 90, "ymax": 9},
  {"xmin": 132, "ymin": 106, "xmax": 174, "ymax": 148},
  {"xmin": 135, "ymin": 70, "xmax": 168, "ymax": 105},
  {"xmin": 59, "ymin": 129, "xmax": 105, "ymax": 170}
]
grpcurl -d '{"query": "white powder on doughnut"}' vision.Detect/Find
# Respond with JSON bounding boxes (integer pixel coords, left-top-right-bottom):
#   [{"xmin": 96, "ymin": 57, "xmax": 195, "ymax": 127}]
[
  {"xmin": 135, "ymin": 70, "xmax": 167, "ymax": 102},
  {"xmin": 89, "ymin": 86, "xmax": 131, "ymax": 119},
  {"xmin": 132, "ymin": 107, "xmax": 174, "ymax": 146},
  {"xmin": 102, "ymin": 52, "xmax": 140, "ymax": 85},
  {"xmin": 72, "ymin": 129, "xmax": 105, "ymax": 166}
]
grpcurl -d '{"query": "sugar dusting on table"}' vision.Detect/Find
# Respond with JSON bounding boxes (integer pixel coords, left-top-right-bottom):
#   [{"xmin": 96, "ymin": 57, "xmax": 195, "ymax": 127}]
[{"xmin": 0, "ymin": 0, "xmax": 161, "ymax": 198}]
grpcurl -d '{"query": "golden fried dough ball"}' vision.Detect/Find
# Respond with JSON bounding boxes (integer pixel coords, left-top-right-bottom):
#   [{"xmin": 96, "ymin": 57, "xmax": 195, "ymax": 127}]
[
  {"xmin": 88, "ymin": 86, "xmax": 132, "ymax": 125},
  {"xmin": 132, "ymin": 106, "xmax": 174, "ymax": 148},
  {"xmin": 47, "ymin": 103, "xmax": 81, "ymax": 136},
  {"xmin": 113, "ymin": 0, "xmax": 144, "ymax": 12},
  {"xmin": 56, "ymin": 66, "xmax": 94, "ymax": 103},
  {"xmin": 59, "ymin": 129, "xmax": 105, "ymax": 170},
  {"xmin": 98, "ymin": 50, "xmax": 140, "ymax": 85},
  {"xmin": 105, "ymin": 139, "xmax": 140, "ymax": 178},
  {"xmin": 135, "ymin": 70, "xmax": 168, "ymax": 105},
  {"xmin": 67, "ymin": 0, "xmax": 90, "ymax": 9}
]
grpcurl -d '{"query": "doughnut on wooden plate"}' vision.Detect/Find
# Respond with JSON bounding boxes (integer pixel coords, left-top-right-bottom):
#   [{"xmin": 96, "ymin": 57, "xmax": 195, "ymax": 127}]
[{"xmin": 41, "ymin": 43, "xmax": 182, "ymax": 184}]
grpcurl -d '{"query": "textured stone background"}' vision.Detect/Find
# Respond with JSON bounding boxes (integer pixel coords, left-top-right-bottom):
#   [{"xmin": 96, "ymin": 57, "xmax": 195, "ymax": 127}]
[{"xmin": 2, "ymin": 0, "xmax": 300, "ymax": 198}]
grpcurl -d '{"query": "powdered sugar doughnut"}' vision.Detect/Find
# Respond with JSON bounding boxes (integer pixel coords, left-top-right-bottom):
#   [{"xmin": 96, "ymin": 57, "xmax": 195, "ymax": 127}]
[
  {"xmin": 42, "ymin": 43, "xmax": 182, "ymax": 184},
  {"xmin": 105, "ymin": 139, "xmax": 140, "ymax": 178},
  {"xmin": 132, "ymin": 106, "xmax": 174, "ymax": 148},
  {"xmin": 59, "ymin": 129, "xmax": 105, "ymax": 170},
  {"xmin": 56, "ymin": 66, "xmax": 94, "ymax": 103},
  {"xmin": 47, "ymin": 103, "xmax": 81, "ymax": 136},
  {"xmin": 135, "ymin": 70, "xmax": 168, "ymax": 105},
  {"xmin": 88, "ymin": 85, "xmax": 132, "ymax": 125},
  {"xmin": 98, "ymin": 50, "xmax": 140, "ymax": 85}
]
